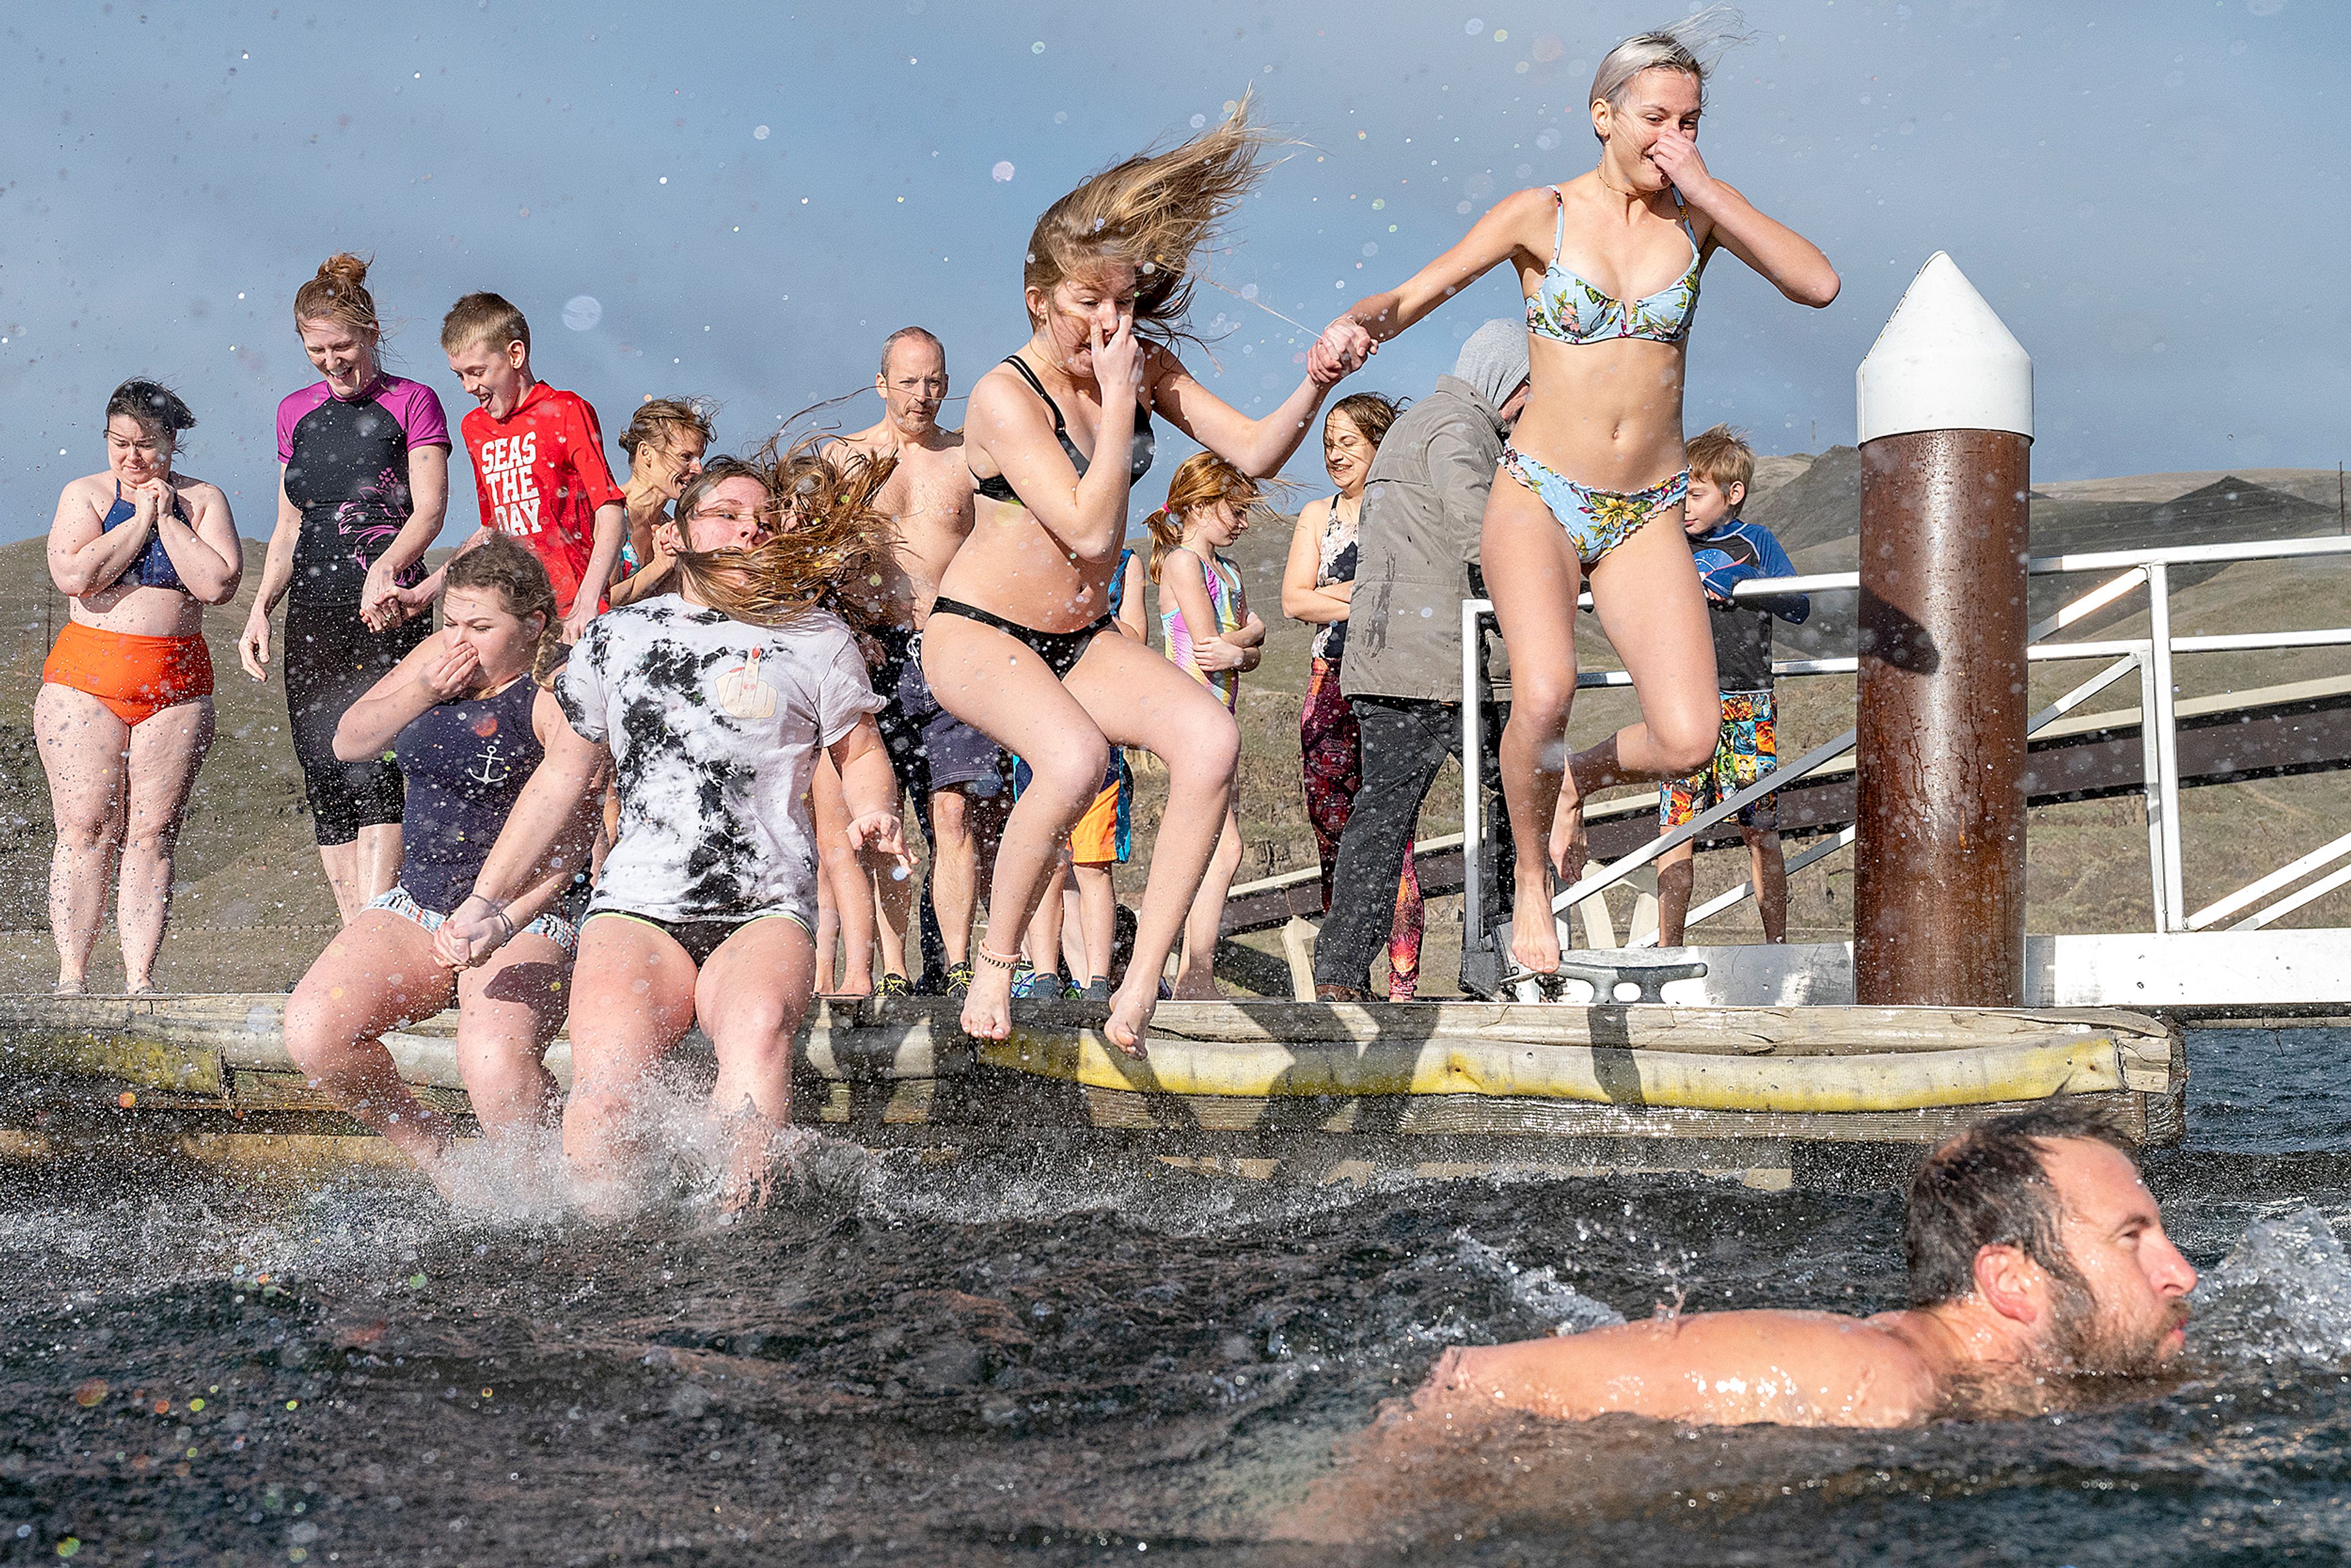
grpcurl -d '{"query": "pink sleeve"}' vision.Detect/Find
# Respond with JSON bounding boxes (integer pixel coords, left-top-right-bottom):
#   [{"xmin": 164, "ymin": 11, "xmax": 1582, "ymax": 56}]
[
  {"xmin": 389, "ymin": 379, "xmax": 451, "ymax": 449},
  {"xmin": 274, "ymin": 390, "xmax": 305, "ymax": 464}
]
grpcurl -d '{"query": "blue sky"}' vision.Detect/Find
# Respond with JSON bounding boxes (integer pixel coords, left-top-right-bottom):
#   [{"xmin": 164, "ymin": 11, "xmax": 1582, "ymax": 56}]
[{"xmin": 2, "ymin": 0, "xmax": 2341, "ymax": 542}]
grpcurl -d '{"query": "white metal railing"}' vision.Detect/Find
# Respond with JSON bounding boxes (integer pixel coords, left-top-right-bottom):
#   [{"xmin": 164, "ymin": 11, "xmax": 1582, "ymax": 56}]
[{"xmin": 1460, "ymin": 533, "xmax": 2351, "ymax": 986}]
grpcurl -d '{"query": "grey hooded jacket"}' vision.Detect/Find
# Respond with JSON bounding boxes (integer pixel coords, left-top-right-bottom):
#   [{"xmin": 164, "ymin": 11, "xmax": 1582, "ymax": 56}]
[{"xmin": 1340, "ymin": 375, "xmax": 1512, "ymax": 704}]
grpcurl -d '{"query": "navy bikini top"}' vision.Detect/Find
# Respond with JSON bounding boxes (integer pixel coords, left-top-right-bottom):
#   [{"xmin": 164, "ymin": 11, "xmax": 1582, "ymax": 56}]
[
  {"xmin": 972, "ymin": 355, "xmax": 1155, "ymax": 505},
  {"xmin": 99, "ymin": 481, "xmax": 189, "ymax": 594}
]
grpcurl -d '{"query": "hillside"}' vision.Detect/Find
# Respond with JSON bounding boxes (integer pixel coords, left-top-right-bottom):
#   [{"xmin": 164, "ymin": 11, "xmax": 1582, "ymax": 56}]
[{"xmin": 4, "ymin": 462, "xmax": 2349, "ymax": 996}]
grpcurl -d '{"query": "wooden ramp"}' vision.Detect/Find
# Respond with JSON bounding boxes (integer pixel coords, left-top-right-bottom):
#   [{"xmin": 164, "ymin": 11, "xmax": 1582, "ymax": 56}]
[{"xmin": 0, "ymin": 994, "xmax": 2184, "ymax": 1186}]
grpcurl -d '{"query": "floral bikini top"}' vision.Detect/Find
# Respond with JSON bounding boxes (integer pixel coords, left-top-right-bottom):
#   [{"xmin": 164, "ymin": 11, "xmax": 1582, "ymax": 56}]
[{"xmin": 1524, "ymin": 184, "xmax": 1703, "ymax": 346}]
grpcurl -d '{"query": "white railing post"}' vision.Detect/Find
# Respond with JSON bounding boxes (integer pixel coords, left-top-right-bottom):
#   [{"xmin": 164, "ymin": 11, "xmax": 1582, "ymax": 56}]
[
  {"xmin": 2144, "ymin": 563, "xmax": 2186, "ymax": 931},
  {"xmin": 2136, "ymin": 650, "xmax": 2169, "ymax": 932}
]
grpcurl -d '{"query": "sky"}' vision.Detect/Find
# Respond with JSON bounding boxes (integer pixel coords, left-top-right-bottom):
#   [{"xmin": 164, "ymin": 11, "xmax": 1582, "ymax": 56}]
[{"xmin": 2, "ymin": 0, "xmax": 2343, "ymax": 543}]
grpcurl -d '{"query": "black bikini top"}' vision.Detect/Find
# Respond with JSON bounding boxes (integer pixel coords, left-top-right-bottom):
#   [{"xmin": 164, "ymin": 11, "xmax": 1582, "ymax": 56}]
[{"xmin": 972, "ymin": 354, "xmax": 1155, "ymax": 505}]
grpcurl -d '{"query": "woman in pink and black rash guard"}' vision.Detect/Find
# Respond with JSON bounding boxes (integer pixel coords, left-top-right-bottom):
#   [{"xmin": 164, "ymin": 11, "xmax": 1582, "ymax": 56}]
[{"xmin": 239, "ymin": 253, "xmax": 452, "ymax": 923}]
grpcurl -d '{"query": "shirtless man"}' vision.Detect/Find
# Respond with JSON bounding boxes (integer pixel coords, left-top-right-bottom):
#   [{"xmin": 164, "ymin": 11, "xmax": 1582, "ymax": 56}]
[
  {"xmin": 1408, "ymin": 1103, "xmax": 2197, "ymax": 1430},
  {"xmin": 831, "ymin": 326, "xmax": 1004, "ymax": 992}
]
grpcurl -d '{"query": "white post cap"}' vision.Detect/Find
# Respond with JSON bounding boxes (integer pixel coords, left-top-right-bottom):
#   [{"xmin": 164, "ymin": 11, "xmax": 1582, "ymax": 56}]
[{"xmin": 1855, "ymin": 251, "xmax": 2033, "ymax": 445}]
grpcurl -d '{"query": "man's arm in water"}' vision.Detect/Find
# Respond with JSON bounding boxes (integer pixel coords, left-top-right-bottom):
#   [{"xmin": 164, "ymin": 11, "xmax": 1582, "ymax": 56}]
[{"xmin": 1412, "ymin": 1310, "xmax": 1943, "ymax": 1429}]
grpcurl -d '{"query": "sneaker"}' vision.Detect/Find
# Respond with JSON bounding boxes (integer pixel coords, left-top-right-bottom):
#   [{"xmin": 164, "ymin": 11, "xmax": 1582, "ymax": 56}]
[
  {"xmin": 944, "ymin": 962, "xmax": 976, "ymax": 997},
  {"xmin": 1010, "ymin": 965, "xmax": 1063, "ymax": 1000},
  {"xmin": 1062, "ymin": 979, "xmax": 1086, "ymax": 1001},
  {"xmin": 1081, "ymin": 977, "xmax": 1112, "ymax": 1004},
  {"xmin": 876, "ymin": 973, "xmax": 910, "ymax": 999},
  {"xmin": 1316, "ymin": 983, "xmax": 1374, "ymax": 1004}
]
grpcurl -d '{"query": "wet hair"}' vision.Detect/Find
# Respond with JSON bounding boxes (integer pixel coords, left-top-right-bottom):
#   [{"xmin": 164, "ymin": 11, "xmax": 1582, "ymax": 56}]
[
  {"xmin": 1326, "ymin": 392, "xmax": 1401, "ymax": 452},
  {"xmin": 1144, "ymin": 452, "xmax": 1260, "ymax": 584},
  {"xmin": 1685, "ymin": 423, "xmax": 1754, "ymax": 494},
  {"xmin": 1024, "ymin": 92, "xmax": 1278, "ymax": 347},
  {"xmin": 1588, "ymin": 8, "xmax": 1749, "ymax": 130},
  {"xmin": 293, "ymin": 252, "xmax": 382, "ymax": 339},
  {"xmin": 105, "ymin": 379, "xmax": 197, "ymax": 441},
  {"xmin": 440, "ymin": 291, "xmax": 531, "ymax": 355},
  {"xmin": 442, "ymin": 532, "xmax": 561, "ymax": 687},
  {"xmin": 618, "ymin": 396, "xmax": 717, "ymax": 467},
  {"xmin": 1903, "ymin": 1102, "xmax": 2142, "ymax": 1308},
  {"xmin": 878, "ymin": 326, "xmax": 945, "ymax": 378},
  {"xmin": 672, "ymin": 438, "xmax": 895, "ymax": 628}
]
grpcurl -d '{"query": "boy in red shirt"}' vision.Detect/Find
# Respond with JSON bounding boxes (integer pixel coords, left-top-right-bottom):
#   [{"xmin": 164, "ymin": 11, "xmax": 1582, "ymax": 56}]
[{"xmin": 438, "ymin": 292, "xmax": 626, "ymax": 641}]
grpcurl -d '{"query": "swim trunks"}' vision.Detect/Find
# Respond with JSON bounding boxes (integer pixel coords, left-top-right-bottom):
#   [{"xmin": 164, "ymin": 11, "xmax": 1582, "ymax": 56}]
[
  {"xmin": 872, "ymin": 621, "xmax": 1016, "ymax": 793},
  {"xmin": 41, "ymin": 622, "xmax": 214, "ymax": 727},
  {"xmin": 1659, "ymin": 689, "xmax": 1779, "ymax": 830},
  {"xmin": 1069, "ymin": 756, "xmax": 1131, "ymax": 866}
]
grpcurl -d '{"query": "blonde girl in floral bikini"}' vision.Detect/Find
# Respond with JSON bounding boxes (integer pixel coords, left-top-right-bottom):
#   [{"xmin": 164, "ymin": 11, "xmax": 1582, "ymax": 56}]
[{"xmin": 1316, "ymin": 15, "xmax": 1837, "ymax": 978}]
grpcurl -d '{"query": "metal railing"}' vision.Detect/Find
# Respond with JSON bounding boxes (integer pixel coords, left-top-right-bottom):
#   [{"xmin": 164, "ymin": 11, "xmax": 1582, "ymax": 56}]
[{"xmin": 1460, "ymin": 533, "xmax": 2351, "ymax": 982}]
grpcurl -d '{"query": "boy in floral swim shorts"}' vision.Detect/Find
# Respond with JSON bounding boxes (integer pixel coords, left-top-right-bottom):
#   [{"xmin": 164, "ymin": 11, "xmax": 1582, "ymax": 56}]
[{"xmin": 1657, "ymin": 426, "xmax": 1810, "ymax": 947}]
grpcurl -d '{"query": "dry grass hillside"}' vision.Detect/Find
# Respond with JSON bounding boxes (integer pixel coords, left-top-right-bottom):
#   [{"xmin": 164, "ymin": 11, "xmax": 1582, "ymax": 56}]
[{"xmin": 4, "ymin": 459, "xmax": 2347, "ymax": 996}]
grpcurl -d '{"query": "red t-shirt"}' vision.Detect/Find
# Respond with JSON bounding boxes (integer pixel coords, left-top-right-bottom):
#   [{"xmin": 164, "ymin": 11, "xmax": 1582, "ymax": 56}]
[{"xmin": 459, "ymin": 381, "xmax": 626, "ymax": 614}]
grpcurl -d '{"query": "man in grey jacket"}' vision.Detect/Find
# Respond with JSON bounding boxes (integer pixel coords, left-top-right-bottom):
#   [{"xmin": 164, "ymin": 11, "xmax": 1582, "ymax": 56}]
[{"xmin": 1314, "ymin": 320, "xmax": 1531, "ymax": 1001}]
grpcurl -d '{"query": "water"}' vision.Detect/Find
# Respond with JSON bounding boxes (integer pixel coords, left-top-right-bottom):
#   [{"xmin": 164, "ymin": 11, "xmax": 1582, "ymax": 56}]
[{"xmin": 4, "ymin": 1029, "xmax": 2349, "ymax": 1566}]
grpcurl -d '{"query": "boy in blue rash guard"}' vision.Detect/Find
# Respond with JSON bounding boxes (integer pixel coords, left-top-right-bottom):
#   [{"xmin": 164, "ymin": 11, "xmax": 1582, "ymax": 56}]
[{"xmin": 1657, "ymin": 426, "xmax": 1809, "ymax": 947}]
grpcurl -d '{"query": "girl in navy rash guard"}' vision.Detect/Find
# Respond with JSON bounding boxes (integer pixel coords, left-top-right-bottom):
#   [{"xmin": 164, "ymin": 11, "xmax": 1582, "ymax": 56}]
[
  {"xmin": 282, "ymin": 535, "xmax": 587, "ymax": 1187},
  {"xmin": 239, "ymin": 253, "xmax": 454, "ymax": 925}
]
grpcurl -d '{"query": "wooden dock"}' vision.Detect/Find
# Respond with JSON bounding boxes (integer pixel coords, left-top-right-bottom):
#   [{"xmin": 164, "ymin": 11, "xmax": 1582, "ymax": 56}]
[{"xmin": 0, "ymin": 993, "xmax": 2184, "ymax": 1187}]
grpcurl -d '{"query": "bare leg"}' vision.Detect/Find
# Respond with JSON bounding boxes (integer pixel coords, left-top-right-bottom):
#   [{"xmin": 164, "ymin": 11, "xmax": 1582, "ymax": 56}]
[
  {"xmin": 696, "ymin": 915, "xmax": 817, "ymax": 1210},
  {"xmin": 561, "ymin": 917, "xmax": 699, "ymax": 1211},
  {"xmin": 32, "ymin": 685, "xmax": 129, "ymax": 994},
  {"xmin": 1025, "ymin": 852, "xmax": 1071, "ymax": 977},
  {"xmin": 1745, "ymin": 824, "xmax": 1790, "ymax": 943},
  {"xmin": 921, "ymin": 621, "xmax": 1108, "ymax": 1040},
  {"xmin": 355, "ymin": 822, "xmax": 404, "ymax": 903},
  {"xmin": 811, "ymin": 757, "xmax": 874, "ymax": 995},
  {"xmin": 1656, "ymin": 838, "xmax": 1696, "ymax": 948},
  {"xmin": 1065, "ymin": 638, "xmax": 1239, "ymax": 1052},
  {"xmin": 452, "ymin": 931, "xmax": 571, "ymax": 1141},
  {"xmin": 1480, "ymin": 476, "xmax": 1589, "ymax": 976},
  {"xmin": 1072, "ymin": 862, "xmax": 1117, "ymax": 985},
  {"xmin": 814, "ymin": 871, "xmax": 839, "ymax": 994},
  {"xmin": 317, "ymin": 841, "xmax": 364, "ymax": 926},
  {"xmin": 1172, "ymin": 805, "xmax": 1243, "ymax": 999},
  {"xmin": 116, "ymin": 696, "xmax": 213, "ymax": 991},
  {"xmin": 868, "ymin": 846, "xmax": 913, "ymax": 981},
  {"xmin": 283, "ymin": 912, "xmax": 462, "ymax": 1169},
  {"xmin": 929, "ymin": 786, "xmax": 980, "ymax": 969}
]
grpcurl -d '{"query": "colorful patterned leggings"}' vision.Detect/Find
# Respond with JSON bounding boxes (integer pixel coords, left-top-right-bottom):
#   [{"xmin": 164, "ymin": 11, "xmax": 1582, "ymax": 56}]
[{"xmin": 1300, "ymin": 658, "xmax": 1423, "ymax": 999}]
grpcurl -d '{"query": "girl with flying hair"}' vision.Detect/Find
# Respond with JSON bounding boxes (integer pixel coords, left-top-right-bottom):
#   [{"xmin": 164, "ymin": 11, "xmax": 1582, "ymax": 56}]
[
  {"xmin": 1316, "ymin": 11, "xmax": 1837, "ymax": 979},
  {"xmin": 927, "ymin": 96, "xmax": 1341, "ymax": 1054},
  {"xmin": 436, "ymin": 442, "xmax": 907, "ymax": 1210}
]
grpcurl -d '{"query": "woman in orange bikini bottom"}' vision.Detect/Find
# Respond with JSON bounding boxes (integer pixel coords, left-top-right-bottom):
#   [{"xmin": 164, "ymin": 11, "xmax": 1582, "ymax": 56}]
[{"xmin": 41, "ymin": 621, "xmax": 216, "ymax": 726}]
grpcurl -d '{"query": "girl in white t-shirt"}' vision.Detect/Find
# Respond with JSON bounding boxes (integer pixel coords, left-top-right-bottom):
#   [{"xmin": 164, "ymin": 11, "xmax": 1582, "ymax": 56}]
[{"xmin": 437, "ymin": 447, "xmax": 907, "ymax": 1211}]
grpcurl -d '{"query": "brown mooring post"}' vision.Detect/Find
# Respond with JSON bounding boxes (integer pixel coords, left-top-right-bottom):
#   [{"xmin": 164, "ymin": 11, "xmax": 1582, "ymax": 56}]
[{"xmin": 1853, "ymin": 253, "xmax": 2034, "ymax": 1006}]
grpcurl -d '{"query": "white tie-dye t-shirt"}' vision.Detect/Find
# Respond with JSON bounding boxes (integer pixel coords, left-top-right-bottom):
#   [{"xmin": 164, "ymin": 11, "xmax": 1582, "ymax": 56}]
[{"xmin": 560, "ymin": 599, "xmax": 883, "ymax": 926}]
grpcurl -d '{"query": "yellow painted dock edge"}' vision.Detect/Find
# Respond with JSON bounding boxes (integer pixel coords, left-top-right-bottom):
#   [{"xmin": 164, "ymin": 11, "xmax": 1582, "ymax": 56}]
[{"xmin": 975, "ymin": 1030, "xmax": 2127, "ymax": 1114}]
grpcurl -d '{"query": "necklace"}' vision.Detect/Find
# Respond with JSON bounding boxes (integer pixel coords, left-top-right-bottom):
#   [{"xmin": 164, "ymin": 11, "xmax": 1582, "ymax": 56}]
[{"xmin": 1594, "ymin": 165, "xmax": 1645, "ymax": 200}]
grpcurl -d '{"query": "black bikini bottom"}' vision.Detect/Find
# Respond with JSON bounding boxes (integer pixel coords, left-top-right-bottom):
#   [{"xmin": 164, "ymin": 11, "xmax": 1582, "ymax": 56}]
[
  {"xmin": 929, "ymin": 596, "xmax": 1114, "ymax": 680},
  {"xmin": 587, "ymin": 908, "xmax": 810, "ymax": 967}
]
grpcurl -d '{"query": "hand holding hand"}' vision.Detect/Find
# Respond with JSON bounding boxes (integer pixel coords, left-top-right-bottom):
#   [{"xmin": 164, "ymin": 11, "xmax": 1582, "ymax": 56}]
[
  {"xmin": 560, "ymin": 601, "xmax": 596, "ymax": 645},
  {"xmin": 433, "ymin": 895, "xmax": 512, "ymax": 969},
  {"xmin": 1317, "ymin": 317, "xmax": 1376, "ymax": 377},
  {"xmin": 1646, "ymin": 130, "xmax": 1719, "ymax": 208},
  {"xmin": 359, "ymin": 559, "xmax": 407, "ymax": 631}
]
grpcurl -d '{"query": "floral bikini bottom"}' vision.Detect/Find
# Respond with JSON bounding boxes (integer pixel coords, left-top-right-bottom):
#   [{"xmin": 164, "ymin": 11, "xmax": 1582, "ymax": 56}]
[{"xmin": 1500, "ymin": 446, "xmax": 1691, "ymax": 567}]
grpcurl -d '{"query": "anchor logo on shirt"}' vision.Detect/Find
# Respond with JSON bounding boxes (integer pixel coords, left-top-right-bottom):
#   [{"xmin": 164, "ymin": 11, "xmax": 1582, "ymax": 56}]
[{"xmin": 466, "ymin": 735, "xmax": 513, "ymax": 788}]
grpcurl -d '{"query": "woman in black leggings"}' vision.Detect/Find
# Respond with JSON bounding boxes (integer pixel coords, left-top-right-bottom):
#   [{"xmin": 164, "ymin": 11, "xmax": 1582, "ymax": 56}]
[{"xmin": 238, "ymin": 254, "xmax": 452, "ymax": 922}]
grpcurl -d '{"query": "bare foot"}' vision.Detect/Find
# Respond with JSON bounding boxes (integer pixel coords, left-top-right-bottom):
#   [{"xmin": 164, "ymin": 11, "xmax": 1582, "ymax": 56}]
[
  {"xmin": 1102, "ymin": 981, "xmax": 1155, "ymax": 1060},
  {"xmin": 1510, "ymin": 860, "xmax": 1561, "ymax": 976},
  {"xmin": 1169, "ymin": 968, "xmax": 1221, "ymax": 1002},
  {"xmin": 960, "ymin": 958, "xmax": 1014, "ymax": 1040}
]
